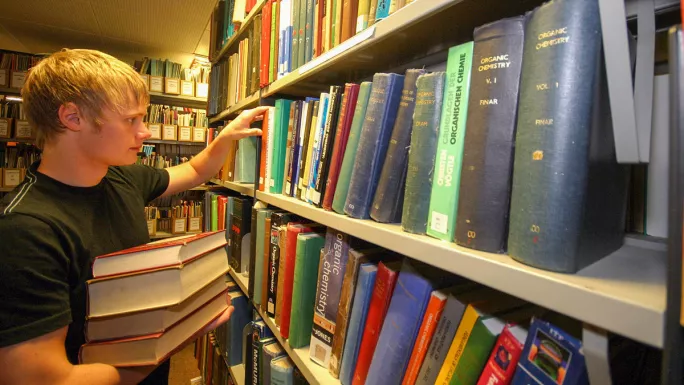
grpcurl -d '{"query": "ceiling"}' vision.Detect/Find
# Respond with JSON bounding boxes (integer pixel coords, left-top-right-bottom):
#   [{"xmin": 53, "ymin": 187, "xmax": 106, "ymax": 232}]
[{"xmin": 0, "ymin": 0, "xmax": 215, "ymax": 67}]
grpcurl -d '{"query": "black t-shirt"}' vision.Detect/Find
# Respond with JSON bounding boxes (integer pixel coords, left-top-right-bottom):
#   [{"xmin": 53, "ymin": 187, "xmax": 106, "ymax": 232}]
[{"xmin": 0, "ymin": 161, "xmax": 169, "ymax": 364}]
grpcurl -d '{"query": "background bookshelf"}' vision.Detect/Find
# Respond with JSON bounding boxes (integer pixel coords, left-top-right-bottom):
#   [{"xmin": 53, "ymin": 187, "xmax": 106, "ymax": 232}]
[
  {"xmin": 209, "ymin": 178, "xmax": 256, "ymax": 197},
  {"xmin": 149, "ymin": 92, "xmax": 208, "ymax": 110}
]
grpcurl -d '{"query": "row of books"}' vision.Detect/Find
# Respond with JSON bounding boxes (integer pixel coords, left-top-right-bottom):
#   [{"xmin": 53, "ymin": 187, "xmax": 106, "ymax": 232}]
[
  {"xmin": 0, "ymin": 52, "xmax": 41, "ymax": 89},
  {"xmin": 196, "ymin": 333, "xmax": 234, "ymax": 385},
  {"xmin": 78, "ymin": 231, "xmax": 230, "ymax": 366},
  {"xmin": 209, "ymin": 125, "xmax": 259, "ymax": 184},
  {"xmin": 146, "ymin": 104, "xmax": 208, "ymax": 127},
  {"xmin": 133, "ymin": 58, "xmax": 210, "ymax": 97},
  {"xmin": 259, "ymin": 0, "xmax": 625, "ymax": 274},
  {"xmin": 223, "ymin": 205, "xmax": 590, "ymax": 385},
  {"xmin": 208, "ymin": 33, "xmax": 260, "ymax": 115},
  {"xmin": 209, "ymin": 0, "xmax": 262, "ymax": 59}
]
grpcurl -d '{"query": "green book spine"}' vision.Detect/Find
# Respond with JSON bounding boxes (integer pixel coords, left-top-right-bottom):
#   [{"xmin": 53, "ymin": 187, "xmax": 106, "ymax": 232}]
[
  {"xmin": 330, "ymin": 0, "xmax": 338, "ymax": 47},
  {"xmin": 298, "ymin": 0, "xmax": 307, "ymax": 66},
  {"xmin": 271, "ymin": 100, "xmax": 293, "ymax": 193},
  {"xmin": 211, "ymin": 195, "xmax": 219, "ymax": 231},
  {"xmin": 270, "ymin": 99, "xmax": 283, "ymax": 193},
  {"xmin": 331, "ymin": 81, "xmax": 372, "ymax": 214},
  {"xmin": 270, "ymin": 0, "xmax": 278, "ymax": 83},
  {"xmin": 288, "ymin": 233, "xmax": 325, "ymax": 348},
  {"xmin": 426, "ymin": 42, "xmax": 474, "ymax": 241},
  {"xmin": 292, "ymin": 0, "xmax": 300, "ymax": 69},
  {"xmin": 448, "ymin": 318, "xmax": 498, "ymax": 385}
]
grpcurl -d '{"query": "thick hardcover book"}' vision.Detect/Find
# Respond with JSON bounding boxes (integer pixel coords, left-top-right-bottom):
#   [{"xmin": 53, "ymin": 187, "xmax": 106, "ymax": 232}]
[
  {"xmin": 401, "ymin": 72, "xmax": 446, "ymax": 234},
  {"xmin": 339, "ymin": 263, "xmax": 378, "ymax": 385},
  {"xmin": 511, "ymin": 318, "xmax": 588, "ymax": 385},
  {"xmin": 305, "ymin": 0, "xmax": 315, "ymax": 63},
  {"xmin": 281, "ymin": 224, "xmax": 321, "ymax": 338},
  {"xmin": 454, "ymin": 17, "xmax": 525, "ymax": 253},
  {"xmin": 426, "ymin": 42, "xmax": 474, "ymax": 241},
  {"xmin": 267, "ymin": 212, "xmax": 300, "ymax": 317},
  {"xmin": 476, "ymin": 324, "xmax": 526, "ymax": 385},
  {"xmin": 271, "ymin": 99, "xmax": 293, "ymax": 193},
  {"xmin": 300, "ymin": 101, "xmax": 320, "ymax": 199},
  {"xmin": 275, "ymin": 227, "xmax": 288, "ymax": 326},
  {"xmin": 310, "ymin": 229, "xmax": 352, "ymax": 367},
  {"xmin": 508, "ymin": 0, "xmax": 628, "ymax": 273},
  {"xmin": 253, "ymin": 209, "xmax": 274, "ymax": 307},
  {"xmin": 366, "ymin": 259, "xmax": 456, "ymax": 385},
  {"xmin": 244, "ymin": 321, "xmax": 275, "ymax": 385},
  {"xmin": 322, "ymin": 83, "xmax": 360, "ymax": 210},
  {"xmin": 313, "ymin": 86, "xmax": 344, "ymax": 206},
  {"xmin": 271, "ymin": 356, "xmax": 295, "ymax": 385},
  {"xmin": 289, "ymin": 233, "xmax": 326, "ymax": 348},
  {"xmin": 261, "ymin": 0, "xmax": 272, "ymax": 87},
  {"xmin": 230, "ymin": 197, "xmax": 253, "ymax": 274},
  {"xmin": 309, "ymin": 93, "xmax": 330, "ymax": 202},
  {"xmin": 370, "ymin": 69, "xmax": 425, "ymax": 223},
  {"xmin": 283, "ymin": 101, "xmax": 298, "ymax": 195},
  {"xmin": 251, "ymin": 335, "xmax": 275, "ymax": 385},
  {"xmin": 261, "ymin": 217, "xmax": 274, "ymax": 309},
  {"xmin": 332, "ymin": 82, "xmax": 373, "ymax": 213},
  {"xmin": 262, "ymin": 341, "xmax": 286, "ymax": 385},
  {"xmin": 344, "ymin": 74, "xmax": 404, "ymax": 219},
  {"xmin": 402, "ymin": 289, "xmax": 448, "ymax": 385},
  {"xmin": 227, "ymin": 292, "xmax": 251, "ymax": 365},
  {"xmin": 351, "ymin": 259, "xmax": 402, "ymax": 385},
  {"xmin": 296, "ymin": 99, "xmax": 317, "ymax": 198}
]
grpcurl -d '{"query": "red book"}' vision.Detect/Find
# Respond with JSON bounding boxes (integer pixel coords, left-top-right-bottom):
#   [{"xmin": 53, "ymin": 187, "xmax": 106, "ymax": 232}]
[
  {"xmin": 260, "ymin": 0, "xmax": 272, "ymax": 88},
  {"xmin": 217, "ymin": 196, "xmax": 227, "ymax": 231},
  {"xmin": 279, "ymin": 223, "xmax": 321, "ymax": 338},
  {"xmin": 316, "ymin": 0, "xmax": 326, "ymax": 56},
  {"xmin": 402, "ymin": 289, "xmax": 448, "ymax": 385},
  {"xmin": 321, "ymin": 83, "xmax": 360, "ymax": 210},
  {"xmin": 352, "ymin": 260, "xmax": 402, "ymax": 385},
  {"xmin": 259, "ymin": 108, "xmax": 271, "ymax": 191},
  {"xmin": 476, "ymin": 324, "xmax": 527, "ymax": 385}
]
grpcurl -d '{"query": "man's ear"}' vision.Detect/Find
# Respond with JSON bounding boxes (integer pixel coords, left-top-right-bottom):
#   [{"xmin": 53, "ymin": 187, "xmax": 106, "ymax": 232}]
[{"xmin": 58, "ymin": 103, "xmax": 83, "ymax": 132}]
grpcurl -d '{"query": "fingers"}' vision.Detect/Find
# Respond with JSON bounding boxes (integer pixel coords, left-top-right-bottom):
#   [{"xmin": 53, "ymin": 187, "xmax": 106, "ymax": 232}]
[
  {"xmin": 241, "ymin": 106, "xmax": 270, "ymax": 121},
  {"xmin": 206, "ymin": 306, "xmax": 234, "ymax": 330}
]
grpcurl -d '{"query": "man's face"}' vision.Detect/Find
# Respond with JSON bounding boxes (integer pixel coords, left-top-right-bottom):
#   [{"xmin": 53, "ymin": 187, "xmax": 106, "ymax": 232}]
[{"xmin": 78, "ymin": 102, "xmax": 150, "ymax": 167}]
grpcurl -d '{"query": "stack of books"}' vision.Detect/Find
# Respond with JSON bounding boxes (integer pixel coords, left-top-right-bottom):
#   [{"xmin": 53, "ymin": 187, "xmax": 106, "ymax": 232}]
[{"xmin": 79, "ymin": 231, "xmax": 230, "ymax": 367}]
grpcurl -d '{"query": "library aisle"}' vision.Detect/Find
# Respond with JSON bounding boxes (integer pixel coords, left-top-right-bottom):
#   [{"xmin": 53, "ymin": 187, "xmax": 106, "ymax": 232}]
[{"xmin": 1, "ymin": 0, "xmax": 683, "ymax": 385}]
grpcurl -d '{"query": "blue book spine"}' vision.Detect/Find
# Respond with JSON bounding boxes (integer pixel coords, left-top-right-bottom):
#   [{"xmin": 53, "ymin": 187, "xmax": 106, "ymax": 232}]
[
  {"xmin": 227, "ymin": 294, "xmax": 251, "ymax": 366},
  {"xmin": 365, "ymin": 260, "xmax": 436, "ymax": 385},
  {"xmin": 370, "ymin": 68, "xmax": 425, "ymax": 223},
  {"xmin": 276, "ymin": 100, "xmax": 293, "ymax": 193},
  {"xmin": 340, "ymin": 263, "xmax": 378, "ymax": 385},
  {"xmin": 375, "ymin": 0, "xmax": 390, "ymax": 22},
  {"xmin": 271, "ymin": 357, "xmax": 295, "ymax": 385},
  {"xmin": 309, "ymin": 94, "xmax": 330, "ymax": 201},
  {"xmin": 236, "ymin": 137, "xmax": 258, "ymax": 183},
  {"xmin": 344, "ymin": 73, "xmax": 404, "ymax": 219}
]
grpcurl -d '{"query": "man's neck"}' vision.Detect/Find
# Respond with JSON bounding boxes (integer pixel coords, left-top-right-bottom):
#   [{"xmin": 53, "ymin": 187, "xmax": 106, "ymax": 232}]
[{"xmin": 38, "ymin": 145, "xmax": 108, "ymax": 187}]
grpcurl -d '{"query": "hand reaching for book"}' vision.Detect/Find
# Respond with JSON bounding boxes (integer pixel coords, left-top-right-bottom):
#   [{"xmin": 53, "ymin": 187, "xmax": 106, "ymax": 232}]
[{"xmin": 217, "ymin": 106, "xmax": 269, "ymax": 141}]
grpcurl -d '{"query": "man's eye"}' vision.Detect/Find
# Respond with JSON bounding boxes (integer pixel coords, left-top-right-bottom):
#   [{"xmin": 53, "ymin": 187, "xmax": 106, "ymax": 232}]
[{"xmin": 127, "ymin": 118, "xmax": 136, "ymax": 124}]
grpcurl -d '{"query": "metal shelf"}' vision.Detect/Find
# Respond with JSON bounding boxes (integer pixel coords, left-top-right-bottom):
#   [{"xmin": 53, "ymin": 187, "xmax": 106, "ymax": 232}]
[
  {"xmin": 255, "ymin": 191, "xmax": 667, "ymax": 348},
  {"xmin": 228, "ymin": 268, "xmax": 249, "ymax": 296},
  {"xmin": 211, "ymin": 0, "xmax": 269, "ymax": 64},
  {"xmin": 209, "ymin": 178, "xmax": 255, "ymax": 197},
  {"xmin": 208, "ymin": 91, "xmax": 261, "ymax": 124},
  {"xmin": 148, "ymin": 92, "xmax": 207, "ymax": 109}
]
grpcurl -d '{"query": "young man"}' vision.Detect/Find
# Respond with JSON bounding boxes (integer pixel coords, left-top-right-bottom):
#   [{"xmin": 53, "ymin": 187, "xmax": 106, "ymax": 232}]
[{"xmin": 0, "ymin": 49, "xmax": 267, "ymax": 384}]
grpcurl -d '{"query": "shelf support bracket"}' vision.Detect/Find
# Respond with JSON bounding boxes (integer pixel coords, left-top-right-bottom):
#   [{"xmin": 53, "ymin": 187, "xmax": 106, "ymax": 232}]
[{"xmin": 583, "ymin": 323, "xmax": 613, "ymax": 385}]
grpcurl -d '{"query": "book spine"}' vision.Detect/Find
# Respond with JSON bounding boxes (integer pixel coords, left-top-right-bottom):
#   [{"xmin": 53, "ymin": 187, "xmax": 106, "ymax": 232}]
[
  {"xmin": 476, "ymin": 326, "xmax": 523, "ymax": 385},
  {"xmin": 322, "ymin": 84, "xmax": 360, "ymax": 210},
  {"xmin": 274, "ymin": 227, "xmax": 288, "ymax": 325},
  {"xmin": 434, "ymin": 305, "xmax": 479, "ymax": 384},
  {"xmin": 259, "ymin": 109, "xmax": 271, "ymax": 191},
  {"xmin": 267, "ymin": 213, "xmax": 297, "ymax": 316},
  {"xmin": 367, "ymin": 0, "xmax": 377, "ymax": 25},
  {"xmin": 254, "ymin": 210, "xmax": 273, "ymax": 307},
  {"xmin": 283, "ymin": 102, "xmax": 298, "ymax": 195},
  {"xmin": 370, "ymin": 69, "xmax": 425, "ymax": 223},
  {"xmin": 271, "ymin": 361, "xmax": 295, "ymax": 385},
  {"xmin": 261, "ymin": 217, "xmax": 273, "ymax": 310},
  {"xmin": 229, "ymin": 198, "xmax": 243, "ymax": 272},
  {"xmin": 296, "ymin": 100, "xmax": 315, "ymax": 198},
  {"xmin": 252, "ymin": 16, "xmax": 262, "ymax": 94},
  {"xmin": 455, "ymin": 17, "xmax": 525, "ymax": 253},
  {"xmin": 450, "ymin": 318, "xmax": 499, "ymax": 385},
  {"xmin": 332, "ymin": 82, "xmax": 372, "ymax": 213},
  {"xmin": 280, "ymin": 225, "xmax": 316, "ymax": 338},
  {"xmin": 298, "ymin": 0, "xmax": 307, "ymax": 66},
  {"xmin": 401, "ymin": 72, "xmax": 446, "ymax": 234},
  {"xmin": 310, "ymin": 229, "xmax": 351, "ymax": 367},
  {"xmin": 426, "ymin": 42, "xmax": 474, "ymax": 241},
  {"xmin": 340, "ymin": 0, "xmax": 355, "ymax": 42},
  {"xmin": 270, "ymin": 0, "xmax": 278, "ymax": 83},
  {"xmin": 356, "ymin": 0, "xmax": 370, "ymax": 33},
  {"xmin": 308, "ymin": 94, "xmax": 330, "ymax": 202},
  {"xmin": 344, "ymin": 73, "xmax": 404, "ymax": 219},
  {"xmin": 290, "ymin": 234, "xmax": 326, "ymax": 348},
  {"xmin": 351, "ymin": 261, "xmax": 400, "ymax": 385},
  {"xmin": 317, "ymin": 0, "xmax": 326, "ymax": 55},
  {"xmin": 333, "ymin": 0, "xmax": 343, "ymax": 46},
  {"xmin": 305, "ymin": 0, "xmax": 315, "ymax": 63},
  {"xmin": 402, "ymin": 291, "xmax": 447, "ymax": 385},
  {"xmin": 261, "ymin": 0, "xmax": 272, "ymax": 87},
  {"xmin": 374, "ymin": 0, "xmax": 389, "ymax": 22},
  {"xmin": 248, "ymin": 205, "xmax": 259, "ymax": 298},
  {"xmin": 313, "ymin": 86, "xmax": 343, "ymax": 206},
  {"xmin": 292, "ymin": 0, "xmax": 300, "ymax": 70},
  {"xmin": 269, "ymin": 100, "xmax": 283, "ymax": 193},
  {"xmin": 300, "ymin": 101, "xmax": 319, "ymax": 198}
]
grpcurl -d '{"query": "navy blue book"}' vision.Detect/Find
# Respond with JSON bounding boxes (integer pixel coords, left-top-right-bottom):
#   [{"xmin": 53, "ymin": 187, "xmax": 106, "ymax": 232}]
[
  {"xmin": 244, "ymin": 320, "xmax": 274, "ymax": 384},
  {"xmin": 344, "ymin": 73, "xmax": 404, "ymax": 219},
  {"xmin": 339, "ymin": 263, "xmax": 378, "ymax": 385},
  {"xmin": 401, "ymin": 72, "xmax": 445, "ymax": 234},
  {"xmin": 508, "ymin": 0, "xmax": 627, "ymax": 273},
  {"xmin": 227, "ymin": 291, "xmax": 251, "ymax": 366},
  {"xmin": 370, "ymin": 69, "xmax": 425, "ymax": 223},
  {"xmin": 365, "ymin": 259, "xmax": 456, "ymax": 385},
  {"xmin": 455, "ymin": 17, "xmax": 526, "ymax": 253}
]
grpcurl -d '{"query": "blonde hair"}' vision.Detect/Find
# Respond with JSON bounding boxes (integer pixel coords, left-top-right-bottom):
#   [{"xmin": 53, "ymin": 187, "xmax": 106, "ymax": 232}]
[{"xmin": 21, "ymin": 49, "xmax": 149, "ymax": 149}]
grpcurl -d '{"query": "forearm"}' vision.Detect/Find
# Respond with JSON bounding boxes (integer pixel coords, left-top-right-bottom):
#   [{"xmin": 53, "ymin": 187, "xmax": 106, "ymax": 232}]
[
  {"xmin": 58, "ymin": 363, "xmax": 153, "ymax": 385},
  {"xmin": 187, "ymin": 136, "xmax": 234, "ymax": 182}
]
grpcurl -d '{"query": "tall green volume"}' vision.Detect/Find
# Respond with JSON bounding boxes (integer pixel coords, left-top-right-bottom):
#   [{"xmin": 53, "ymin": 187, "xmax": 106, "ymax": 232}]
[
  {"xmin": 289, "ymin": 233, "xmax": 326, "ymax": 348},
  {"xmin": 331, "ymin": 82, "xmax": 373, "ymax": 214},
  {"xmin": 271, "ymin": 99, "xmax": 293, "ymax": 193},
  {"xmin": 426, "ymin": 42, "xmax": 474, "ymax": 241}
]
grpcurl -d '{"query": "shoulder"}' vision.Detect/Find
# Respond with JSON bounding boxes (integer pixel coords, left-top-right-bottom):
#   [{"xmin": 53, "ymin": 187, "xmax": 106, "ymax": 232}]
[
  {"xmin": 0, "ymin": 212, "xmax": 69, "ymax": 266},
  {"xmin": 107, "ymin": 164, "xmax": 169, "ymax": 184}
]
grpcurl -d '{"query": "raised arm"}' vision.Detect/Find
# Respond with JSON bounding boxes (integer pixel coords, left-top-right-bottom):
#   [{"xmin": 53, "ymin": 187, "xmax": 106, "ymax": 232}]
[{"xmin": 163, "ymin": 106, "xmax": 269, "ymax": 197}]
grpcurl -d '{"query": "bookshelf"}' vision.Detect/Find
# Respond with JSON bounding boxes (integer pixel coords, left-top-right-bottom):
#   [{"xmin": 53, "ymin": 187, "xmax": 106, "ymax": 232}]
[
  {"xmin": 0, "ymin": 87, "xmax": 21, "ymax": 96},
  {"xmin": 149, "ymin": 231, "xmax": 174, "ymax": 240},
  {"xmin": 227, "ymin": 268, "xmax": 339, "ymax": 385},
  {"xmin": 212, "ymin": 0, "xmax": 270, "ymax": 64},
  {"xmin": 208, "ymin": 90, "xmax": 260, "ymax": 123},
  {"xmin": 254, "ymin": 191, "xmax": 666, "ymax": 348},
  {"xmin": 0, "ymin": 137, "xmax": 33, "ymax": 144},
  {"xmin": 144, "ymin": 139, "xmax": 205, "ymax": 146},
  {"xmin": 209, "ymin": 178, "xmax": 255, "ymax": 197},
  {"xmin": 148, "ymin": 92, "xmax": 207, "ymax": 110}
]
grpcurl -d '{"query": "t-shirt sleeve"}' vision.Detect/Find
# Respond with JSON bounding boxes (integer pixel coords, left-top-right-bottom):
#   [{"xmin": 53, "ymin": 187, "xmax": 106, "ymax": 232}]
[
  {"xmin": 0, "ymin": 214, "xmax": 72, "ymax": 347},
  {"xmin": 116, "ymin": 165, "xmax": 170, "ymax": 203}
]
